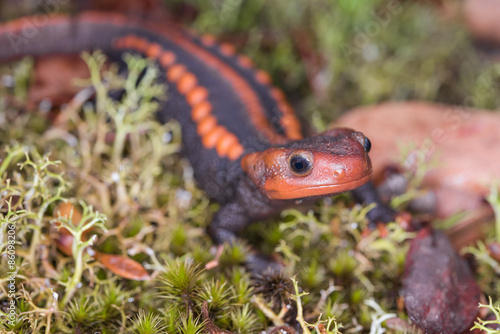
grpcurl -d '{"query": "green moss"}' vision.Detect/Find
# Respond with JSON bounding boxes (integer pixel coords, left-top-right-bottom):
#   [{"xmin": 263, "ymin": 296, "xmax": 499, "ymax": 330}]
[
  {"xmin": 471, "ymin": 297, "xmax": 500, "ymax": 333},
  {"xmin": 129, "ymin": 310, "xmax": 169, "ymax": 334}
]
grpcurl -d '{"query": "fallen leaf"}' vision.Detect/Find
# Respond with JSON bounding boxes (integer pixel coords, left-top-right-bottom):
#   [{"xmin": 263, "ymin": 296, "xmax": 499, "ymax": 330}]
[
  {"xmin": 55, "ymin": 233, "xmax": 75, "ymax": 257},
  {"xmin": 54, "ymin": 202, "xmax": 83, "ymax": 256},
  {"xmin": 54, "ymin": 202, "xmax": 83, "ymax": 235},
  {"xmin": 54, "ymin": 202, "xmax": 151, "ymax": 281},
  {"xmin": 29, "ymin": 55, "xmax": 90, "ymax": 109},
  {"xmin": 94, "ymin": 251, "xmax": 151, "ymax": 281},
  {"xmin": 402, "ymin": 227, "xmax": 481, "ymax": 334}
]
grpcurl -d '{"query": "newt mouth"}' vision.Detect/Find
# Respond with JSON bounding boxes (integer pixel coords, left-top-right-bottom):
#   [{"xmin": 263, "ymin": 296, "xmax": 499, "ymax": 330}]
[{"xmin": 266, "ymin": 173, "xmax": 372, "ymax": 200}]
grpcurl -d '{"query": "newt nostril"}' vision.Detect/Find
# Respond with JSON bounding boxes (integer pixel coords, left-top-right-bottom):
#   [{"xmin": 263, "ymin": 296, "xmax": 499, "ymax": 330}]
[{"xmin": 333, "ymin": 169, "xmax": 344, "ymax": 178}]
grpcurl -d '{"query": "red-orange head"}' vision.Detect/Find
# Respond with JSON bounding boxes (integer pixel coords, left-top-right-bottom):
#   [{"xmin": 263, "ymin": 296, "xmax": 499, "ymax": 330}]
[{"xmin": 241, "ymin": 128, "xmax": 373, "ymax": 200}]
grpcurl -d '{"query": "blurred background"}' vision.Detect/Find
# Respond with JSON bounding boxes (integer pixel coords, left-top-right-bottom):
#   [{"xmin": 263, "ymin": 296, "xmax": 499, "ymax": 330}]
[{"xmin": 1, "ymin": 0, "xmax": 500, "ymax": 129}]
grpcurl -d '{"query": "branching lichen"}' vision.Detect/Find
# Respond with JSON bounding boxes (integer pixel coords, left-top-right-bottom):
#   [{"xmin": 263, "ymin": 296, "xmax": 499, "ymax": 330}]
[{"xmin": 471, "ymin": 297, "xmax": 500, "ymax": 333}]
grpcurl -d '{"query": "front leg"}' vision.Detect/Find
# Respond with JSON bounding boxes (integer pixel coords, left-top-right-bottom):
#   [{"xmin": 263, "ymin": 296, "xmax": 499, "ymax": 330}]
[
  {"xmin": 207, "ymin": 202, "xmax": 282, "ymax": 272},
  {"xmin": 351, "ymin": 181, "xmax": 397, "ymax": 224},
  {"xmin": 207, "ymin": 202, "xmax": 247, "ymax": 245}
]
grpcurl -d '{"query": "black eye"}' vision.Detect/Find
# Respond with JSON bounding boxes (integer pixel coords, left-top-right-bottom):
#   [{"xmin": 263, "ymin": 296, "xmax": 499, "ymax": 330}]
[
  {"xmin": 290, "ymin": 155, "xmax": 311, "ymax": 175},
  {"xmin": 363, "ymin": 137, "xmax": 371, "ymax": 153}
]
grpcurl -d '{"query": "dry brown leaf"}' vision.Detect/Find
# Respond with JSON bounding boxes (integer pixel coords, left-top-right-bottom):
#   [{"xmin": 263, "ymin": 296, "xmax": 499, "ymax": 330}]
[
  {"xmin": 94, "ymin": 251, "xmax": 151, "ymax": 281},
  {"xmin": 402, "ymin": 228, "xmax": 480, "ymax": 334}
]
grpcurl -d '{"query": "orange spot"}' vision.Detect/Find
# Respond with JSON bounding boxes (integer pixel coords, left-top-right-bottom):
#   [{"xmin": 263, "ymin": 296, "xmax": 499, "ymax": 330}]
[
  {"xmin": 145, "ymin": 43, "xmax": 162, "ymax": 58},
  {"xmin": 134, "ymin": 37, "xmax": 149, "ymax": 53},
  {"xmin": 275, "ymin": 99, "xmax": 303, "ymax": 139},
  {"xmin": 270, "ymin": 87, "xmax": 286, "ymax": 102},
  {"xmin": 167, "ymin": 64, "xmax": 187, "ymax": 82},
  {"xmin": 255, "ymin": 70, "xmax": 272, "ymax": 85},
  {"xmin": 197, "ymin": 115, "xmax": 217, "ymax": 136},
  {"xmin": 219, "ymin": 43, "xmax": 236, "ymax": 56},
  {"xmin": 237, "ymin": 55, "xmax": 254, "ymax": 68},
  {"xmin": 281, "ymin": 115, "xmax": 302, "ymax": 140},
  {"xmin": 177, "ymin": 73, "xmax": 198, "ymax": 94},
  {"xmin": 159, "ymin": 51, "xmax": 176, "ymax": 67},
  {"xmin": 201, "ymin": 34, "xmax": 216, "ymax": 46},
  {"xmin": 216, "ymin": 132, "xmax": 239, "ymax": 156},
  {"xmin": 279, "ymin": 101, "xmax": 294, "ymax": 115},
  {"xmin": 191, "ymin": 101, "xmax": 212, "ymax": 122},
  {"xmin": 117, "ymin": 35, "xmax": 137, "ymax": 49},
  {"xmin": 187, "ymin": 87, "xmax": 209, "ymax": 106},
  {"xmin": 202, "ymin": 126, "xmax": 227, "ymax": 148},
  {"xmin": 227, "ymin": 143, "xmax": 245, "ymax": 160}
]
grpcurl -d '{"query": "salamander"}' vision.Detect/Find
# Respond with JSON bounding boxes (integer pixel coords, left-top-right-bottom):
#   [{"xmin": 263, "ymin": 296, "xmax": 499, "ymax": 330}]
[{"xmin": 0, "ymin": 12, "xmax": 396, "ymax": 270}]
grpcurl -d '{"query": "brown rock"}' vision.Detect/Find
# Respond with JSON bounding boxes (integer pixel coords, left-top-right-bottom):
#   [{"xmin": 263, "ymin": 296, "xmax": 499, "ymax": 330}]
[
  {"xmin": 463, "ymin": 0, "xmax": 500, "ymax": 46},
  {"xmin": 402, "ymin": 228, "xmax": 481, "ymax": 334},
  {"xmin": 337, "ymin": 101, "xmax": 500, "ymax": 218}
]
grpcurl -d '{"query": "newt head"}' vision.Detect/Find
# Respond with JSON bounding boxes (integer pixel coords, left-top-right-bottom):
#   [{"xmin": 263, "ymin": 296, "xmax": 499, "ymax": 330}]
[{"xmin": 241, "ymin": 128, "xmax": 373, "ymax": 200}]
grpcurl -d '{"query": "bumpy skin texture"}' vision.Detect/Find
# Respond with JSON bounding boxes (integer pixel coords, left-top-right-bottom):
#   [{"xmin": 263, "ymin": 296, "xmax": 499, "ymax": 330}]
[{"xmin": 0, "ymin": 12, "xmax": 395, "ymax": 264}]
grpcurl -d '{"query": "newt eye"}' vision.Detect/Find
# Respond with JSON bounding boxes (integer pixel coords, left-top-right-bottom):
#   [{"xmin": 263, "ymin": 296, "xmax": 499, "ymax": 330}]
[
  {"xmin": 289, "ymin": 154, "xmax": 312, "ymax": 176},
  {"xmin": 363, "ymin": 137, "xmax": 371, "ymax": 153}
]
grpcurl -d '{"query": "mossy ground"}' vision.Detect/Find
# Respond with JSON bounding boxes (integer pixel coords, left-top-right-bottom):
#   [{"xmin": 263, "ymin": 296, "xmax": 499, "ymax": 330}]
[{"xmin": 1, "ymin": 1, "xmax": 500, "ymax": 333}]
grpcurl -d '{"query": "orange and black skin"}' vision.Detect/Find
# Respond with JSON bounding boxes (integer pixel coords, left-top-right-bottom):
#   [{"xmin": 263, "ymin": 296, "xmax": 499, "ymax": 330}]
[{"xmin": 0, "ymin": 12, "xmax": 395, "ymax": 269}]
